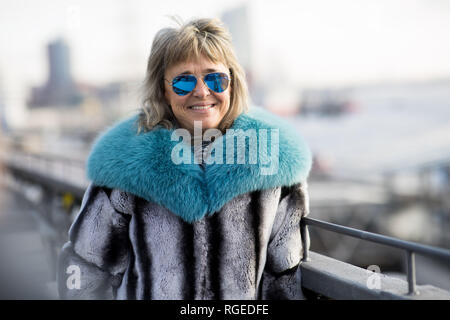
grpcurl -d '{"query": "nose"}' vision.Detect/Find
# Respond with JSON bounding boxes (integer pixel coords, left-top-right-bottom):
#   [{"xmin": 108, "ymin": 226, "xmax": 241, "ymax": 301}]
[{"xmin": 192, "ymin": 78, "xmax": 210, "ymax": 98}]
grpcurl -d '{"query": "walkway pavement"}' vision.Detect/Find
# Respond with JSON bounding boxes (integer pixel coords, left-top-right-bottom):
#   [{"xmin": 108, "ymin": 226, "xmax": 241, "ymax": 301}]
[{"xmin": 0, "ymin": 186, "xmax": 58, "ymax": 299}]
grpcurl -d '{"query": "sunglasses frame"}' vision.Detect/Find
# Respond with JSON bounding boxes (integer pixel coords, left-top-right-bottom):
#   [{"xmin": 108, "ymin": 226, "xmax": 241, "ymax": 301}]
[{"xmin": 165, "ymin": 72, "xmax": 231, "ymax": 96}]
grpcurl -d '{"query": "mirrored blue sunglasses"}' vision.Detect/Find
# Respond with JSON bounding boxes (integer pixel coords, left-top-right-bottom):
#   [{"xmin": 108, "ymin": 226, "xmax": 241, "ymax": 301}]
[{"xmin": 166, "ymin": 72, "xmax": 230, "ymax": 96}]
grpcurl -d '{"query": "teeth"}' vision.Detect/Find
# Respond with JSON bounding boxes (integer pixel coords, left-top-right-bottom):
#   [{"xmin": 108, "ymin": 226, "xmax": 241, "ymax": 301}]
[{"xmin": 189, "ymin": 104, "xmax": 214, "ymax": 110}]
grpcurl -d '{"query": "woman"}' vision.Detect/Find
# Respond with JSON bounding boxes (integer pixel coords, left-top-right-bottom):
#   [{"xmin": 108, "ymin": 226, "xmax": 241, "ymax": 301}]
[{"xmin": 57, "ymin": 18, "xmax": 312, "ymax": 300}]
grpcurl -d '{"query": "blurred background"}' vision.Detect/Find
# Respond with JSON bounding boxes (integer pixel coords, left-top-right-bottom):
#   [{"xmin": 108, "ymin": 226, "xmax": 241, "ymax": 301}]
[{"xmin": 0, "ymin": 0, "xmax": 449, "ymax": 299}]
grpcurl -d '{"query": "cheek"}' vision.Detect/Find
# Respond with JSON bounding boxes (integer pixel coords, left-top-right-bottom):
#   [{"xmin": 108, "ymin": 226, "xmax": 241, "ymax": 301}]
[
  {"xmin": 164, "ymin": 85, "xmax": 174, "ymax": 106},
  {"xmin": 164, "ymin": 90, "xmax": 170, "ymax": 105},
  {"xmin": 169, "ymin": 96, "xmax": 189, "ymax": 116},
  {"xmin": 221, "ymin": 91, "xmax": 231, "ymax": 110},
  {"xmin": 165, "ymin": 89, "xmax": 183, "ymax": 109}
]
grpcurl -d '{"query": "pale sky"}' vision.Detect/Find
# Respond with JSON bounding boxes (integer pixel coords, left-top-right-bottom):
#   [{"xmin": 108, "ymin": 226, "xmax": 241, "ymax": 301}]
[
  {"xmin": 252, "ymin": 0, "xmax": 450, "ymax": 86},
  {"xmin": 1, "ymin": 0, "xmax": 450, "ymax": 125}
]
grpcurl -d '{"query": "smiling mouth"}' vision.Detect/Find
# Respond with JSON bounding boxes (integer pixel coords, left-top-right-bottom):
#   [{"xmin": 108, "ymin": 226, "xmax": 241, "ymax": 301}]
[{"xmin": 188, "ymin": 104, "xmax": 216, "ymax": 110}]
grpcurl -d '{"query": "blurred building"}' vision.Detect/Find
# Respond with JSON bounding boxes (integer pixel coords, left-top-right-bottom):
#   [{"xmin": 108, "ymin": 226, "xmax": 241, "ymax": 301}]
[
  {"xmin": 221, "ymin": 5, "xmax": 252, "ymax": 78},
  {"xmin": 221, "ymin": 4, "xmax": 302, "ymax": 114},
  {"xmin": 0, "ymin": 74, "xmax": 8, "ymax": 134},
  {"xmin": 23, "ymin": 36, "xmax": 142, "ymax": 138},
  {"xmin": 0, "ymin": 101, "xmax": 8, "ymax": 134},
  {"xmin": 221, "ymin": 5, "xmax": 260, "ymax": 103},
  {"xmin": 28, "ymin": 38, "xmax": 83, "ymax": 108}
]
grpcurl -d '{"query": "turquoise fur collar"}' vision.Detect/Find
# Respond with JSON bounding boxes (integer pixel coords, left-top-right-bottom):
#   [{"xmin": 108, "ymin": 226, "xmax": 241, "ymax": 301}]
[{"xmin": 87, "ymin": 107, "xmax": 312, "ymax": 223}]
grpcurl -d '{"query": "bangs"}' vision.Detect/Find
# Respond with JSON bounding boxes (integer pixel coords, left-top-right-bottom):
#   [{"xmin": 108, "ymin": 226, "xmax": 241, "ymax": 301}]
[{"xmin": 164, "ymin": 25, "xmax": 228, "ymax": 69}]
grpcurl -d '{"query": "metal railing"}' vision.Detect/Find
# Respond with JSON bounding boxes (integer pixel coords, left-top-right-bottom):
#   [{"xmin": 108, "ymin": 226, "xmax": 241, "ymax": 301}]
[
  {"xmin": 1, "ymin": 150, "xmax": 89, "ymax": 193},
  {"xmin": 301, "ymin": 216, "xmax": 450, "ymax": 295},
  {"xmin": 3, "ymin": 153, "xmax": 450, "ymax": 298}
]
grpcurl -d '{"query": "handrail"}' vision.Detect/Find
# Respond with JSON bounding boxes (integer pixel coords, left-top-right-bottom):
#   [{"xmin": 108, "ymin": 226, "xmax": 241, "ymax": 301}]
[
  {"xmin": 3, "ymin": 150, "xmax": 86, "ymax": 168},
  {"xmin": 1, "ymin": 150, "xmax": 89, "ymax": 194},
  {"xmin": 5, "ymin": 162, "xmax": 86, "ymax": 200},
  {"xmin": 300, "ymin": 251, "xmax": 450, "ymax": 299},
  {"xmin": 301, "ymin": 216, "xmax": 450, "ymax": 295},
  {"xmin": 4, "ymin": 156, "xmax": 450, "ymax": 298}
]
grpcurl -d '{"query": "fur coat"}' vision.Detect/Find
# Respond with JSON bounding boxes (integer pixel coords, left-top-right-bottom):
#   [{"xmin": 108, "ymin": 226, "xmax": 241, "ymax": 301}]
[{"xmin": 57, "ymin": 107, "xmax": 312, "ymax": 300}]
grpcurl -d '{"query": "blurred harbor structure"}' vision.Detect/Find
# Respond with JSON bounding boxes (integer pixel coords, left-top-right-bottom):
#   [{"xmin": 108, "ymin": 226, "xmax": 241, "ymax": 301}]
[
  {"xmin": 16, "ymin": 37, "xmax": 141, "ymax": 153},
  {"xmin": 291, "ymin": 78, "xmax": 450, "ymax": 286}
]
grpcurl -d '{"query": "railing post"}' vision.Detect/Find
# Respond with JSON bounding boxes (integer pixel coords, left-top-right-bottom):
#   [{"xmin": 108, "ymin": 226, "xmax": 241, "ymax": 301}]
[
  {"xmin": 301, "ymin": 219, "xmax": 311, "ymax": 262},
  {"xmin": 406, "ymin": 250, "xmax": 419, "ymax": 295}
]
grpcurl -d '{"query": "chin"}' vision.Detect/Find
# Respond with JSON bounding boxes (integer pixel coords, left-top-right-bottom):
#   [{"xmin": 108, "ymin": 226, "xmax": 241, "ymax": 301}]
[
  {"xmin": 191, "ymin": 117, "xmax": 217, "ymax": 129},
  {"xmin": 201, "ymin": 121, "xmax": 220, "ymax": 130}
]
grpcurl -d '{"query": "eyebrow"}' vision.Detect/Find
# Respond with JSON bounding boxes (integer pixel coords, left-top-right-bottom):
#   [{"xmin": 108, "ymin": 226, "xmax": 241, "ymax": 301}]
[{"xmin": 178, "ymin": 68, "xmax": 220, "ymax": 75}]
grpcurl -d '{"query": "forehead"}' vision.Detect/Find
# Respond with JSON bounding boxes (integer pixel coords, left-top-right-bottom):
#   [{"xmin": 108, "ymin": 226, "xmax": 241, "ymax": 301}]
[{"xmin": 165, "ymin": 56, "xmax": 228, "ymax": 77}]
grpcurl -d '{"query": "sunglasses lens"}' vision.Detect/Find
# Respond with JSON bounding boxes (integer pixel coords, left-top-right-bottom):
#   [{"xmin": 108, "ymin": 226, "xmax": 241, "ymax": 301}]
[
  {"xmin": 171, "ymin": 73, "xmax": 229, "ymax": 95},
  {"xmin": 204, "ymin": 73, "xmax": 229, "ymax": 93},
  {"xmin": 172, "ymin": 75, "xmax": 196, "ymax": 96}
]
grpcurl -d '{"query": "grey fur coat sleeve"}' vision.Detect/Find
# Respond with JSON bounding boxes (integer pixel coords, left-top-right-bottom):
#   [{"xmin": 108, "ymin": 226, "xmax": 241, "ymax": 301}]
[
  {"xmin": 57, "ymin": 184, "xmax": 131, "ymax": 300},
  {"xmin": 260, "ymin": 183, "xmax": 309, "ymax": 300}
]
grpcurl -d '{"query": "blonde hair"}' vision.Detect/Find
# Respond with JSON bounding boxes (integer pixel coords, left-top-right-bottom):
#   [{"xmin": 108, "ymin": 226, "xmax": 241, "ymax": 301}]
[{"xmin": 138, "ymin": 17, "xmax": 249, "ymax": 133}]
